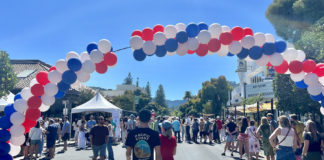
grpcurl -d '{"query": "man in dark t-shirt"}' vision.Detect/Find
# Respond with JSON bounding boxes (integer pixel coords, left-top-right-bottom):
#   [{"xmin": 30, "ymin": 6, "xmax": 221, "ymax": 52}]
[
  {"xmin": 221, "ymin": 117, "xmax": 237, "ymax": 157},
  {"xmin": 126, "ymin": 109, "xmax": 162, "ymax": 160},
  {"xmin": 90, "ymin": 116, "xmax": 109, "ymax": 160}
]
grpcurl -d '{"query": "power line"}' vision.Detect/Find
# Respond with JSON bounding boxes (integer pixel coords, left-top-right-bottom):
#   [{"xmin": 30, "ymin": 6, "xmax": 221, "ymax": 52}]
[{"xmin": 112, "ymin": 46, "xmax": 131, "ymax": 53}]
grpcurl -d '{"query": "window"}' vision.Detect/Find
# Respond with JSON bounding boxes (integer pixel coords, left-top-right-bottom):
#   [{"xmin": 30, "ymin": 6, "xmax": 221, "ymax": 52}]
[{"xmin": 17, "ymin": 69, "xmax": 36, "ymax": 78}]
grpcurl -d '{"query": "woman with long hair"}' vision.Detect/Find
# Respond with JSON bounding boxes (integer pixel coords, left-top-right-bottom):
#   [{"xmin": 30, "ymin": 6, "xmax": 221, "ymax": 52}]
[
  {"xmin": 269, "ymin": 115, "xmax": 297, "ymax": 160},
  {"xmin": 237, "ymin": 117, "xmax": 249, "ymax": 160},
  {"xmin": 257, "ymin": 117, "xmax": 274, "ymax": 160},
  {"xmin": 301, "ymin": 120, "xmax": 323, "ymax": 160},
  {"xmin": 160, "ymin": 121, "xmax": 177, "ymax": 160},
  {"xmin": 78, "ymin": 120, "xmax": 87, "ymax": 150},
  {"xmin": 246, "ymin": 120, "xmax": 260, "ymax": 160},
  {"xmin": 29, "ymin": 121, "xmax": 42, "ymax": 158}
]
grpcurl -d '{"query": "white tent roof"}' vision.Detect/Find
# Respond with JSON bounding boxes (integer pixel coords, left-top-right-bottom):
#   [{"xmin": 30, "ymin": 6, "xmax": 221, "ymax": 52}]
[
  {"xmin": 0, "ymin": 92, "xmax": 15, "ymax": 111},
  {"xmin": 71, "ymin": 92, "xmax": 121, "ymax": 114}
]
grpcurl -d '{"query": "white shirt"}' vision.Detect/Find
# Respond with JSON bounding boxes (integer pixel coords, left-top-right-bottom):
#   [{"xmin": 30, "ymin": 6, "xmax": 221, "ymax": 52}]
[
  {"xmin": 186, "ymin": 117, "xmax": 191, "ymax": 125},
  {"xmin": 29, "ymin": 127, "xmax": 42, "ymax": 140},
  {"xmin": 277, "ymin": 127, "xmax": 295, "ymax": 147}
]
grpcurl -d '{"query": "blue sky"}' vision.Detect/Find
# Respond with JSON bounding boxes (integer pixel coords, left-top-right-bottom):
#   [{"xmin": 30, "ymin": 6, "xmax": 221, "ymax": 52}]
[{"xmin": 0, "ymin": 0, "xmax": 278, "ymax": 100}]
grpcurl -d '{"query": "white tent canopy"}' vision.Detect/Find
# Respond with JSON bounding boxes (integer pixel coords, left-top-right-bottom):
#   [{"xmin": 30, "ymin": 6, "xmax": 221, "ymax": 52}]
[
  {"xmin": 0, "ymin": 92, "xmax": 15, "ymax": 111},
  {"xmin": 71, "ymin": 92, "xmax": 121, "ymax": 114}
]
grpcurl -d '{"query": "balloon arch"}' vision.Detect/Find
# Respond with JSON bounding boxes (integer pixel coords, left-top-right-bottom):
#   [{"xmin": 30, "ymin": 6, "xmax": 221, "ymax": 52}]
[{"xmin": 1, "ymin": 22, "xmax": 324, "ymax": 158}]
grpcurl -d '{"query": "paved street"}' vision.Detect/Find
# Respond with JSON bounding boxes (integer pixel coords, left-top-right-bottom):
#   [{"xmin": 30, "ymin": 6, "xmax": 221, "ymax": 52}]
[{"xmin": 15, "ymin": 141, "xmax": 265, "ymax": 160}]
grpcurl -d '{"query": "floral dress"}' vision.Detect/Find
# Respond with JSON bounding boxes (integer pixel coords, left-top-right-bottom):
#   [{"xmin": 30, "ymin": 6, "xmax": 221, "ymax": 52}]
[{"xmin": 246, "ymin": 126, "xmax": 260, "ymax": 153}]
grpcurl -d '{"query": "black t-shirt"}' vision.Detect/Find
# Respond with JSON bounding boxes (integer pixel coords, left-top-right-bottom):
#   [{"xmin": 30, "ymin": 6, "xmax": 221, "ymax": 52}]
[
  {"xmin": 226, "ymin": 121, "xmax": 237, "ymax": 135},
  {"xmin": 90, "ymin": 125, "xmax": 109, "ymax": 146},
  {"xmin": 125, "ymin": 127, "xmax": 161, "ymax": 160},
  {"xmin": 303, "ymin": 132, "xmax": 322, "ymax": 152}
]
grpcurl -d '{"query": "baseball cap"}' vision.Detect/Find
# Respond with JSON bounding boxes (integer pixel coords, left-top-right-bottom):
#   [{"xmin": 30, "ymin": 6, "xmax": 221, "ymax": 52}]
[{"xmin": 162, "ymin": 121, "xmax": 172, "ymax": 130}]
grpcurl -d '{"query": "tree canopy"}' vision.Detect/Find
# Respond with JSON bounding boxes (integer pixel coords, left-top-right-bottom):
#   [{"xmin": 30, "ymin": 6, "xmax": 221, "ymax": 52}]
[
  {"xmin": 123, "ymin": 72, "xmax": 133, "ymax": 85},
  {"xmin": 155, "ymin": 84, "xmax": 167, "ymax": 108},
  {"xmin": 0, "ymin": 51, "xmax": 17, "ymax": 98}
]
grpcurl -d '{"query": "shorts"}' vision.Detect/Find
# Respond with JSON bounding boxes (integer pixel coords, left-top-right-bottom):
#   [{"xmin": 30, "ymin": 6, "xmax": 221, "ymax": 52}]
[
  {"xmin": 226, "ymin": 135, "xmax": 236, "ymax": 142},
  {"xmin": 92, "ymin": 144, "xmax": 106, "ymax": 157},
  {"xmin": 62, "ymin": 133, "xmax": 70, "ymax": 141},
  {"xmin": 46, "ymin": 138, "xmax": 56, "ymax": 148},
  {"xmin": 30, "ymin": 140, "xmax": 41, "ymax": 145}
]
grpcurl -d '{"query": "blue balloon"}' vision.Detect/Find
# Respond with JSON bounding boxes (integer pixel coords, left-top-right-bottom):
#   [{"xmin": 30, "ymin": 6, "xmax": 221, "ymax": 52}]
[
  {"xmin": 55, "ymin": 90, "xmax": 65, "ymax": 99},
  {"xmin": 165, "ymin": 39, "xmax": 178, "ymax": 52},
  {"xmin": 198, "ymin": 22, "xmax": 208, "ymax": 31},
  {"xmin": 0, "ymin": 142, "xmax": 10, "ymax": 156},
  {"xmin": 249, "ymin": 46, "xmax": 263, "ymax": 60},
  {"xmin": 322, "ymin": 101, "xmax": 324, "ymax": 107},
  {"xmin": 133, "ymin": 49, "xmax": 146, "ymax": 61},
  {"xmin": 14, "ymin": 93, "xmax": 22, "ymax": 101},
  {"xmin": 0, "ymin": 154, "xmax": 12, "ymax": 160},
  {"xmin": 61, "ymin": 70, "xmax": 77, "ymax": 85},
  {"xmin": 176, "ymin": 31, "xmax": 188, "ymax": 44},
  {"xmin": 4, "ymin": 104, "xmax": 15, "ymax": 117},
  {"xmin": 87, "ymin": 43, "xmax": 98, "ymax": 54},
  {"xmin": 237, "ymin": 48, "xmax": 249, "ymax": 59},
  {"xmin": 310, "ymin": 93, "xmax": 324, "ymax": 101},
  {"xmin": 0, "ymin": 116, "xmax": 12, "ymax": 130},
  {"xmin": 295, "ymin": 80, "xmax": 308, "ymax": 89},
  {"xmin": 262, "ymin": 43, "xmax": 276, "ymax": 55},
  {"xmin": 67, "ymin": 58, "xmax": 82, "ymax": 72},
  {"xmin": 57, "ymin": 81, "xmax": 70, "ymax": 92},
  {"xmin": 0, "ymin": 130, "xmax": 11, "ymax": 142},
  {"xmin": 186, "ymin": 23, "xmax": 199, "ymax": 38},
  {"xmin": 227, "ymin": 52, "xmax": 235, "ymax": 57},
  {"xmin": 275, "ymin": 41, "xmax": 287, "ymax": 53},
  {"xmin": 155, "ymin": 45, "xmax": 167, "ymax": 57},
  {"xmin": 110, "ymin": 46, "xmax": 113, "ymax": 52}
]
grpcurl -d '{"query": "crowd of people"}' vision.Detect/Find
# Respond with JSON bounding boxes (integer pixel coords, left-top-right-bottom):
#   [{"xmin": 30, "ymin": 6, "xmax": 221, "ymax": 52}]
[{"xmin": 18, "ymin": 110, "xmax": 324, "ymax": 160}]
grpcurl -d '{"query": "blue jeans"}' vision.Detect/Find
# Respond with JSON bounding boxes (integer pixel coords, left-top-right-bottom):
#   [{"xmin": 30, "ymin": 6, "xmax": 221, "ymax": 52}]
[
  {"xmin": 276, "ymin": 146, "xmax": 296, "ymax": 160},
  {"xmin": 106, "ymin": 137, "xmax": 114, "ymax": 160},
  {"xmin": 92, "ymin": 144, "xmax": 106, "ymax": 158}
]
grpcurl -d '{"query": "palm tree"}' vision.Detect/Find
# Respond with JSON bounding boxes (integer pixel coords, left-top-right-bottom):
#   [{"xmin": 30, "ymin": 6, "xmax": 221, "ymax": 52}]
[{"xmin": 183, "ymin": 91, "xmax": 192, "ymax": 101}]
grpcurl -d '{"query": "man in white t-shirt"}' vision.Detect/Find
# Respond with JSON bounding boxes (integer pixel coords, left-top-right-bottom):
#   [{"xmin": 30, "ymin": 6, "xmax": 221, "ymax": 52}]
[{"xmin": 185, "ymin": 115, "xmax": 191, "ymax": 143}]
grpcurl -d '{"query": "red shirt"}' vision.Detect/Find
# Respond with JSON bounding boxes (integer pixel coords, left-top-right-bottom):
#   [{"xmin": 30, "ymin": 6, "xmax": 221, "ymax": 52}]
[
  {"xmin": 159, "ymin": 134, "xmax": 176, "ymax": 160},
  {"xmin": 216, "ymin": 120, "xmax": 222, "ymax": 130}
]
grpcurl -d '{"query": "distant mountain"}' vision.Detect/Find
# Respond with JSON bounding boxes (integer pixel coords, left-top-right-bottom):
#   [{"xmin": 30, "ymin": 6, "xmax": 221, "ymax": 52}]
[{"xmin": 166, "ymin": 99, "xmax": 187, "ymax": 110}]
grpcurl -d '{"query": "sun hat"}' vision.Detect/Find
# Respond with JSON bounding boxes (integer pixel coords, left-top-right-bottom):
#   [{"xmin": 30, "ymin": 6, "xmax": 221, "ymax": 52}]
[{"xmin": 162, "ymin": 121, "xmax": 172, "ymax": 130}]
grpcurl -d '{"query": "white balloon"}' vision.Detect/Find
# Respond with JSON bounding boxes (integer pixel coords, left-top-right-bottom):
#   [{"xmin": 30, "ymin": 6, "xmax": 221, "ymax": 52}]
[
  {"xmin": 265, "ymin": 33, "xmax": 275, "ymax": 43},
  {"xmin": 90, "ymin": 49, "xmax": 104, "ymax": 63},
  {"xmin": 241, "ymin": 36, "xmax": 255, "ymax": 49},
  {"xmin": 48, "ymin": 70, "xmax": 62, "ymax": 84},
  {"xmin": 176, "ymin": 42, "xmax": 188, "ymax": 56},
  {"xmin": 10, "ymin": 135, "xmax": 25, "ymax": 146},
  {"xmin": 71, "ymin": 80, "xmax": 81, "ymax": 88},
  {"xmin": 197, "ymin": 30, "xmax": 211, "ymax": 44},
  {"xmin": 221, "ymin": 25, "xmax": 231, "ymax": 32},
  {"xmin": 44, "ymin": 83, "xmax": 58, "ymax": 96},
  {"xmin": 143, "ymin": 41, "xmax": 156, "ymax": 55},
  {"xmin": 153, "ymin": 32, "xmax": 167, "ymax": 46},
  {"xmin": 307, "ymin": 83, "xmax": 322, "ymax": 96},
  {"xmin": 187, "ymin": 38, "xmax": 199, "ymax": 51},
  {"xmin": 65, "ymin": 51, "xmax": 79, "ymax": 61},
  {"xmin": 269, "ymin": 53, "xmax": 284, "ymax": 66},
  {"xmin": 164, "ymin": 25, "xmax": 177, "ymax": 38},
  {"xmin": 80, "ymin": 51, "xmax": 90, "ymax": 63},
  {"xmin": 304, "ymin": 73, "xmax": 319, "ymax": 86},
  {"xmin": 167, "ymin": 51, "xmax": 176, "ymax": 56},
  {"xmin": 208, "ymin": 23, "xmax": 222, "ymax": 38},
  {"xmin": 129, "ymin": 36, "xmax": 143, "ymax": 50},
  {"xmin": 14, "ymin": 99, "xmax": 28, "ymax": 114},
  {"xmin": 81, "ymin": 60, "xmax": 95, "ymax": 74},
  {"xmin": 175, "ymin": 23, "xmax": 186, "ymax": 32},
  {"xmin": 256, "ymin": 55, "xmax": 270, "ymax": 66},
  {"xmin": 41, "ymin": 95, "xmax": 55, "ymax": 106},
  {"xmin": 217, "ymin": 45, "xmax": 229, "ymax": 57},
  {"xmin": 9, "ymin": 143, "xmax": 21, "ymax": 156},
  {"xmin": 10, "ymin": 112, "xmax": 25, "ymax": 125},
  {"xmin": 296, "ymin": 50, "xmax": 306, "ymax": 62},
  {"xmin": 290, "ymin": 71, "xmax": 305, "ymax": 82},
  {"xmin": 228, "ymin": 41, "xmax": 242, "ymax": 55},
  {"xmin": 321, "ymin": 107, "xmax": 324, "ymax": 116},
  {"xmin": 55, "ymin": 59, "xmax": 68, "ymax": 73},
  {"xmin": 98, "ymin": 39, "xmax": 112, "ymax": 53},
  {"xmin": 282, "ymin": 48, "xmax": 297, "ymax": 62},
  {"xmin": 77, "ymin": 71, "xmax": 90, "ymax": 82},
  {"xmin": 10, "ymin": 125, "xmax": 25, "ymax": 137},
  {"xmin": 21, "ymin": 87, "xmax": 32, "ymax": 100},
  {"xmin": 319, "ymin": 77, "xmax": 324, "ymax": 85},
  {"xmin": 39, "ymin": 103, "xmax": 50, "ymax": 112},
  {"xmin": 254, "ymin": 32, "xmax": 266, "ymax": 46},
  {"xmin": 29, "ymin": 78, "xmax": 38, "ymax": 88}
]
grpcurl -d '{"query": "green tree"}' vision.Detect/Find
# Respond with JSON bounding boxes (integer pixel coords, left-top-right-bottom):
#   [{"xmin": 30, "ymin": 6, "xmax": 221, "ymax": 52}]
[
  {"xmin": 183, "ymin": 91, "xmax": 192, "ymax": 101},
  {"xmin": 113, "ymin": 91, "xmax": 135, "ymax": 111},
  {"xmin": 145, "ymin": 82, "xmax": 152, "ymax": 100},
  {"xmin": 123, "ymin": 72, "xmax": 133, "ymax": 85},
  {"xmin": 154, "ymin": 84, "xmax": 167, "ymax": 108},
  {"xmin": 0, "ymin": 51, "xmax": 17, "ymax": 98}
]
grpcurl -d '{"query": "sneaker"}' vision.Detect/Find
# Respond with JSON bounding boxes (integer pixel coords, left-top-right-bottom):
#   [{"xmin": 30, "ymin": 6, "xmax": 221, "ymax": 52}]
[
  {"xmin": 231, "ymin": 153, "xmax": 233, "ymax": 157},
  {"xmin": 221, "ymin": 153, "xmax": 225, "ymax": 156}
]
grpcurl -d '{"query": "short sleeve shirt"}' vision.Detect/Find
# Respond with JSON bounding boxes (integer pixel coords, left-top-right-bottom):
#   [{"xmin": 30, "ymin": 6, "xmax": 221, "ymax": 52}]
[
  {"xmin": 125, "ymin": 128, "xmax": 160, "ymax": 160},
  {"xmin": 226, "ymin": 121, "xmax": 237, "ymax": 135},
  {"xmin": 90, "ymin": 125, "xmax": 109, "ymax": 146},
  {"xmin": 160, "ymin": 135, "xmax": 176, "ymax": 160},
  {"xmin": 47, "ymin": 124, "xmax": 58, "ymax": 140},
  {"xmin": 172, "ymin": 120, "xmax": 180, "ymax": 132},
  {"xmin": 303, "ymin": 132, "xmax": 321, "ymax": 152},
  {"xmin": 86, "ymin": 120, "xmax": 96, "ymax": 129}
]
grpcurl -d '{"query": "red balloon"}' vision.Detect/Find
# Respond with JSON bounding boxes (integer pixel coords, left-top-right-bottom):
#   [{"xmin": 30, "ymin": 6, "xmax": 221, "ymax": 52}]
[
  {"xmin": 303, "ymin": 59, "xmax": 316, "ymax": 73},
  {"xmin": 36, "ymin": 71, "xmax": 50, "ymax": 85},
  {"xmin": 25, "ymin": 108, "xmax": 41, "ymax": 121},
  {"xmin": 153, "ymin": 24, "xmax": 164, "ymax": 33},
  {"xmin": 22, "ymin": 118, "xmax": 37, "ymax": 129},
  {"xmin": 274, "ymin": 60, "xmax": 288, "ymax": 74},
  {"xmin": 49, "ymin": 66, "xmax": 56, "ymax": 72},
  {"xmin": 208, "ymin": 38, "xmax": 221, "ymax": 52},
  {"xmin": 313, "ymin": 63, "xmax": 324, "ymax": 77},
  {"xmin": 219, "ymin": 32, "xmax": 233, "ymax": 45},
  {"xmin": 104, "ymin": 52, "xmax": 118, "ymax": 66},
  {"xmin": 196, "ymin": 44, "xmax": 208, "ymax": 57},
  {"xmin": 131, "ymin": 30, "xmax": 142, "ymax": 37},
  {"xmin": 289, "ymin": 60, "xmax": 304, "ymax": 74},
  {"xmin": 142, "ymin": 28, "xmax": 154, "ymax": 41},
  {"xmin": 95, "ymin": 61, "xmax": 108, "ymax": 74},
  {"xmin": 243, "ymin": 27, "xmax": 253, "ymax": 36},
  {"xmin": 187, "ymin": 50, "xmax": 195, "ymax": 54},
  {"xmin": 27, "ymin": 96, "xmax": 42, "ymax": 109},
  {"xmin": 31, "ymin": 83, "xmax": 44, "ymax": 96},
  {"xmin": 266, "ymin": 62, "xmax": 272, "ymax": 67},
  {"xmin": 231, "ymin": 26, "xmax": 244, "ymax": 41},
  {"xmin": 24, "ymin": 127, "xmax": 31, "ymax": 134}
]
